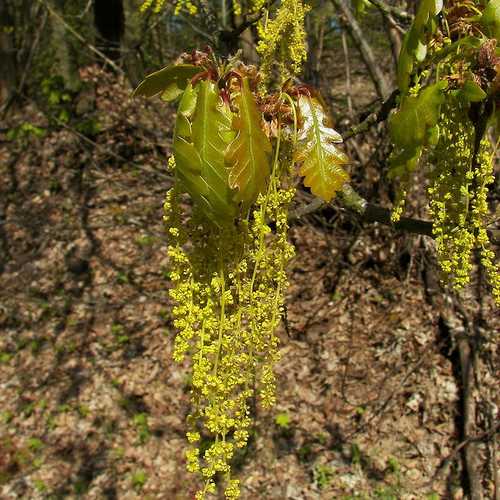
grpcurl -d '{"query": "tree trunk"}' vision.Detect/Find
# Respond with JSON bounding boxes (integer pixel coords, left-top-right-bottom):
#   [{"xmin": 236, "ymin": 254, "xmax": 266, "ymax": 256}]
[
  {"xmin": 94, "ymin": 0, "xmax": 125, "ymax": 61},
  {"xmin": 305, "ymin": 14, "xmax": 325, "ymax": 87},
  {"xmin": 0, "ymin": 2, "xmax": 16, "ymax": 106},
  {"xmin": 239, "ymin": 25, "xmax": 258, "ymax": 65},
  {"xmin": 122, "ymin": 0, "xmax": 144, "ymax": 86},
  {"xmin": 51, "ymin": 0, "xmax": 80, "ymax": 91}
]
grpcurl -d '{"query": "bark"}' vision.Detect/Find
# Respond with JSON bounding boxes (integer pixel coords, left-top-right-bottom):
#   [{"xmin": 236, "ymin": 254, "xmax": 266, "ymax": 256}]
[
  {"xmin": 51, "ymin": 0, "xmax": 80, "ymax": 91},
  {"xmin": 218, "ymin": 11, "xmax": 261, "ymax": 59},
  {"xmin": 331, "ymin": 0, "xmax": 391, "ymax": 100},
  {"xmin": 0, "ymin": 2, "xmax": 17, "ymax": 106},
  {"xmin": 341, "ymin": 30, "xmax": 353, "ymax": 116},
  {"xmin": 458, "ymin": 330, "xmax": 483, "ymax": 500},
  {"xmin": 94, "ymin": 0, "xmax": 125, "ymax": 61},
  {"xmin": 122, "ymin": 0, "xmax": 145, "ymax": 86},
  {"xmin": 366, "ymin": 0, "xmax": 413, "ymax": 23},
  {"xmin": 239, "ymin": 25, "xmax": 258, "ymax": 65},
  {"xmin": 383, "ymin": 15, "xmax": 401, "ymax": 70},
  {"xmin": 306, "ymin": 17, "xmax": 325, "ymax": 87},
  {"xmin": 289, "ymin": 185, "xmax": 500, "ymax": 245}
]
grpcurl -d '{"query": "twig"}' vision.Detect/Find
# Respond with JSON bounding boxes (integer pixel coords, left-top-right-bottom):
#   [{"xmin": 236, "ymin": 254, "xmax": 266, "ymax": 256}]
[
  {"xmin": 178, "ymin": 13, "xmax": 216, "ymax": 42},
  {"xmin": 219, "ymin": 10, "xmax": 265, "ymax": 42},
  {"xmin": 341, "ymin": 30, "xmax": 353, "ymax": 117},
  {"xmin": 55, "ymin": 119, "xmax": 172, "ymax": 182},
  {"xmin": 342, "ymin": 88, "xmax": 399, "ymax": 140},
  {"xmin": 366, "ymin": 0, "xmax": 413, "ymax": 23},
  {"xmin": 288, "ymin": 185, "xmax": 500, "ymax": 245}
]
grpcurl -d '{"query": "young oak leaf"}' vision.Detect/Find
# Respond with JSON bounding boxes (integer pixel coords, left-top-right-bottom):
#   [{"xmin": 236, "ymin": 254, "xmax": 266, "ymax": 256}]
[
  {"xmin": 388, "ymin": 80, "xmax": 447, "ymax": 177},
  {"xmin": 225, "ymin": 77, "xmax": 272, "ymax": 206},
  {"xmin": 397, "ymin": 0, "xmax": 443, "ymax": 93},
  {"xmin": 173, "ymin": 81, "xmax": 236, "ymax": 222},
  {"xmin": 133, "ymin": 64, "xmax": 202, "ymax": 101},
  {"xmin": 294, "ymin": 95, "xmax": 349, "ymax": 202}
]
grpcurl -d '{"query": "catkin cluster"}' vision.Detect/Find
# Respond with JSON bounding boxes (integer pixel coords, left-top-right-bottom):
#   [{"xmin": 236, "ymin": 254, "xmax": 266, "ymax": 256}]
[
  {"xmin": 427, "ymin": 100, "xmax": 499, "ymax": 302},
  {"xmin": 164, "ymin": 158, "xmax": 295, "ymax": 499},
  {"xmin": 140, "ymin": 0, "xmax": 197, "ymax": 15},
  {"xmin": 257, "ymin": 0, "xmax": 310, "ymax": 84}
]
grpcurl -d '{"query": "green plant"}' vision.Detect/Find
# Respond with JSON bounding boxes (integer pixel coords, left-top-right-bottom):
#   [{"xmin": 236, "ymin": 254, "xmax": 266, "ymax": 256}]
[
  {"xmin": 351, "ymin": 443, "xmax": 362, "ymax": 466},
  {"xmin": 33, "ymin": 479, "xmax": 47, "ymax": 492},
  {"xmin": 0, "ymin": 352, "xmax": 13, "ymax": 363},
  {"xmin": 21, "ymin": 401, "xmax": 36, "ymax": 418},
  {"xmin": 112, "ymin": 446, "xmax": 125, "ymax": 459},
  {"xmin": 386, "ymin": 456, "xmax": 400, "ymax": 475},
  {"xmin": 116, "ymin": 271, "xmax": 130, "ymax": 284},
  {"xmin": 6, "ymin": 122, "xmax": 46, "ymax": 141},
  {"xmin": 131, "ymin": 470, "xmax": 147, "ymax": 490},
  {"xmin": 274, "ymin": 412, "xmax": 291, "ymax": 429},
  {"xmin": 313, "ymin": 463, "xmax": 334, "ymax": 490},
  {"xmin": 40, "ymin": 75, "xmax": 73, "ymax": 124},
  {"xmin": 57, "ymin": 404, "xmax": 71, "ymax": 413},
  {"xmin": 27, "ymin": 438, "xmax": 44, "ymax": 453},
  {"xmin": 133, "ymin": 413, "xmax": 151, "ymax": 444},
  {"xmin": 135, "ymin": 44, "xmax": 348, "ymax": 500},
  {"xmin": 135, "ymin": 234, "xmax": 156, "ymax": 247},
  {"xmin": 388, "ymin": 0, "xmax": 499, "ymax": 301},
  {"xmin": 74, "ymin": 479, "xmax": 90, "ymax": 494},
  {"xmin": 1, "ymin": 411, "xmax": 13, "ymax": 424},
  {"xmin": 77, "ymin": 405, "xmax": 90, "ymax": 418}
]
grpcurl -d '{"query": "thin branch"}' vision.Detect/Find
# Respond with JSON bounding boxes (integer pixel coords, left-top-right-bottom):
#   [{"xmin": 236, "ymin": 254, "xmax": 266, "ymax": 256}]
[
  {"xmin": 366, "ymin": 0, "xmax": 413, "ymax": 23},
  {"xmin": 341, "ymin": 30, "xmax": 353, "ymax": 116},
  {"xmin": 218, "ymin": 10, "xmax": 264, "ymax": 42},
  {"xmin": 289, "ymin": 185, "xmax": 500, "ymax": 245},
  {"xmin": 342, "ymin": 88, "xmax": 399, "ymax": 140},
  {"xmin": 178, "ymin": 13, "xmax": 216, "ymax": 42}
]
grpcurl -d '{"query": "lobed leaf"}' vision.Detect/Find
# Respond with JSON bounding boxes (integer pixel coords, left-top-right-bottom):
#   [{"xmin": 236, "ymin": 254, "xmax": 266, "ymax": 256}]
[
  {"xmin": 173, "ymin": 81, "xmax": 237, "ymax": 222},
  {"xmin": 294, "ymin": 96, "xmax": 349, "ymax": 202},
  {"xmin": 133, "ymin": 64, "xmax": 202, "ymax": 101},
  {"xmin": 388, "ymin": 81, "xmax": 447, "ymax": 176},
  {"xmin": 225, "ymin": 77, "xmax": 272, "ymax": 206}
]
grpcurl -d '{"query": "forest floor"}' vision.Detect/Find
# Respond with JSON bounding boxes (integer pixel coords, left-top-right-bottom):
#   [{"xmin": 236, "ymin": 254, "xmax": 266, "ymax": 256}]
[{"xmin": 0, "ymin": 66, "xmax": 498, "ymax": 500}]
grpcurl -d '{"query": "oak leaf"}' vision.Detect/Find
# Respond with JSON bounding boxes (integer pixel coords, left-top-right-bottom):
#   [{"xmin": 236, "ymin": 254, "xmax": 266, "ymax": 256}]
[{"xmin": 294, "ymin": 96, "xmax": 349, "ymax": 202}]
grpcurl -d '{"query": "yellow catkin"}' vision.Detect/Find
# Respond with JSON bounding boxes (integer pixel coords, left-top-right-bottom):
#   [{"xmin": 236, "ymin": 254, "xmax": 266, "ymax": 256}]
[
  {"xmin": 164, "ymin": 147, "xmax": 296, "ymax": 497},
  {"xmin": 257, "ymin": 0, "xmax": 310, "ymax": 84},
  {"xmin": 427, "ymin": 100, "xmax": 499, "ymax": 302},
  {"xmin": 140, "ymin": 0, "xmax": 197, "ymax": 15}
]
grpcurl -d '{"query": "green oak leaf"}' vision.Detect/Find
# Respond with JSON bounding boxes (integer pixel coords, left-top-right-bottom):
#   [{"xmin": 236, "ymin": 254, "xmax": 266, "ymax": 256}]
[
  {"xmin": 225, "ymin": 77, "xmax": 272, "ymax": 206},
  {"xmin": 457, "ymin": 80, "xmax": 487, "ymax": 102},
  {"xmin": 388, "ymin": 81, "xmax": 447, "ymax": 176},
  {"xmin": 173, "ymin": 81, "xmax": 237, "ymax": 223},
  {"xmin": 397, "ymin": 0, "xmax": 443, "ymax": 93},
  {"xmin": 133, "ymin": 64, "xmax": 202, "ymax": 101}
]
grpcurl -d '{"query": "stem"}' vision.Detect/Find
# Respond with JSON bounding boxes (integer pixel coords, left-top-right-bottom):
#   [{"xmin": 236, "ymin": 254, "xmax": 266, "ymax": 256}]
[
  {"xmin": 212, "ymin": 259, "xmax": 226, "ymax": 376},
  {"xmin": 246, "ymin": 115, "xmax": 283, "ymax": 376}
]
